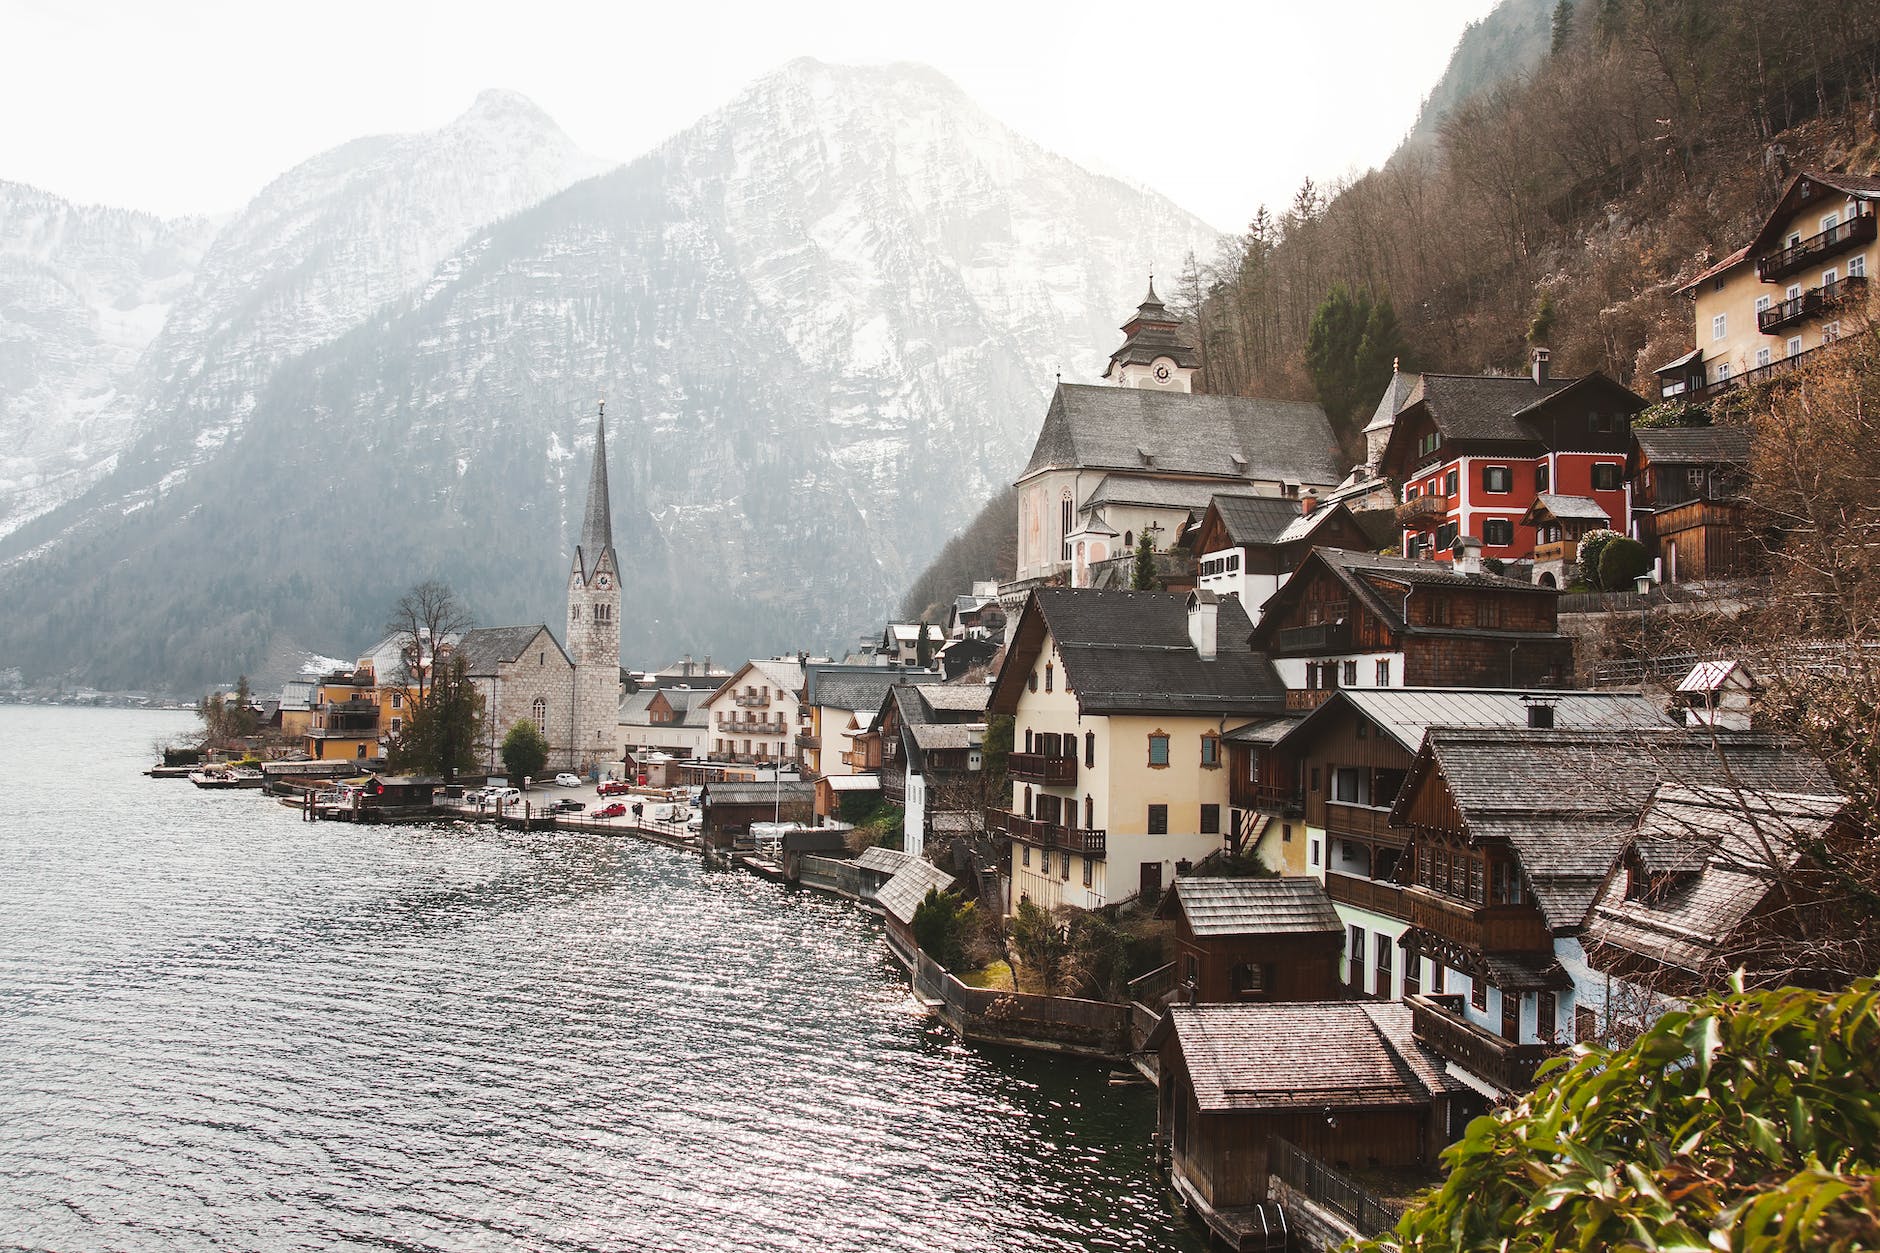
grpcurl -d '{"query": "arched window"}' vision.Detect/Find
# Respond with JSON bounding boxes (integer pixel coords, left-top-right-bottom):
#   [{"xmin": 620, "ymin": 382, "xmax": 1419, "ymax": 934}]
[
  {"xmin": 1123, "ymin": 530, "xmax": 1134, "ymax": 549},
  {"xmin": 532, "ymin": 697, "xmax": 547, "ymax": 733}
]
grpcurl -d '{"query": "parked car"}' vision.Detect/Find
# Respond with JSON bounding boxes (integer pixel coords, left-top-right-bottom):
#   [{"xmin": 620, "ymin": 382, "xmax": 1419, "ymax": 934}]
[
  {"xmin": 489, "ymin": 787, "xmax": 523, "ymax": 804},
  {"xmin": 598, "ymin": 780, "xmax": 634, "ymax": 796},
  {"xmin": 548, "ymin": 798, "xmax": 585, "ymax": 815},
  {"xmin": 685, "ymin": 811, "xmax": 703, "ymax": 832},
  {"xmin": 594, "ymin": 802, "xmax": 627, "ymax": 819},
  {"xmin": 462, "ymin": 788, "xmax": 487, "ymax": 804},
  {"xmin": 553, "ymin": 772, "xmax": 582, "ymax": 788}
]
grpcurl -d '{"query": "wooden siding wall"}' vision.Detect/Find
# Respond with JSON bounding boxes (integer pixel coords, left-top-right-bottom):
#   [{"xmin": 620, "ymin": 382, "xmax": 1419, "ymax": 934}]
[{"xmin": 1175, "ymin": 930, "xmax": 1345, "ymax": 1003}]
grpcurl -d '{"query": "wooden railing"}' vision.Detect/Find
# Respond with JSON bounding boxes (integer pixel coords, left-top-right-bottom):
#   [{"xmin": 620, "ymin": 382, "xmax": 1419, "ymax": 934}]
[
  {"xmin": 1008, "ymin": 752, "xmax": 1077, "ymax": 785},
  {"xmin": 1759, "ymin": 274, "xmax": 1868, "ymax": 333},
  {"xmin": 1324, "ymin": 801, "xmax": 1400, "ymax": 842},
  {"xmin": 1286, "ymin": 689, "xmax": 1333, "ymax": 711},
  {"xmin": 1757, "ymin": 210, "xmax": 1876, "ymax": 281},
  {"xmin": 983, "ymin": 808, "xmax": 1106, "ymax": 856},
  {"xmin": 1275, "ymin": 621, "xmax": 1352, "ymax": 655},
  {"xmin": 1407, "ymin": 994, "xmax": 1555, "ymax": 1092},
  {"xmin": 1326, "ymin": 871, "xmax": 1406, "ymax": 916},
  {"xmin": 1395, "ymin": 494, "xmax": 1450, "ymax": 525},
  {"xmin": 732, "ymin": 692, "xmax": 771, "ymax": 707},
  {"xmin": 1403, "ymin": 886, "xmax": 1551, "ymax": 952},
  {"xmin": 794, "ymin": 731, "xmax": 820, "ymax": 748}
]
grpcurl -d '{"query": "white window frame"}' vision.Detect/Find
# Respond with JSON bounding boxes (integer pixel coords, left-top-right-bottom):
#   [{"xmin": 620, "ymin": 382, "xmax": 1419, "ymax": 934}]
[
  {"xmin": 1755, "ymin": 346, "xmax": 1771, "ymax": 368},
  {"xmin": 1824, "ymin": 266, "xmax": 1839, "ymax": 288},
  {"xmin": 1823, "ymin": 211, "xmax": 1841, "ymax": 232},
  {"xmin": 1824, "ymin": 321, "xmax": 1842, "ymax": 344},
  {"xmin": 1711, "ymin": 312, "xmax": 1727, "ymax": 341},
  {"xmin": 1714, "ymin": 361, "xmax": 1731, "ymax": 383},
  {"xmin": 1787, "ymin": 336, "xmax": 1804, "ymax": 358},
  {"xmin": 1852, "ymin": 254, "xmax": 1868, "ymax": 279},
  {"xmin": 1753, "ymin": 294, "xmax": 1771, "ymax": 316}
]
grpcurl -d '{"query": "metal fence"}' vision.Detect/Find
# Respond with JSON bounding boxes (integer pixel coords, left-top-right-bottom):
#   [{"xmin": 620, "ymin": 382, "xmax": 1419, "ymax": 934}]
[{"xmin": 1268, "ymin": 1137, "xmax": 1402, "ymax": 1238}]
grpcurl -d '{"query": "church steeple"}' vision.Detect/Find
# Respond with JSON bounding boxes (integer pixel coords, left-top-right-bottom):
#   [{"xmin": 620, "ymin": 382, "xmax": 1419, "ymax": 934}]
[
  {"xmin": 574, "ymin": 402, "xmax": 617, "ymax": 585},
  {"xmin": 1103, "ymin": 274, "xmax": 1199, "ymax": 392}
]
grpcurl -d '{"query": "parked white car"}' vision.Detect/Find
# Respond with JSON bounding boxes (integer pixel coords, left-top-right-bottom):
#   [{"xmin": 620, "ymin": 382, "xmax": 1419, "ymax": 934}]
[
  {"xmin": 553, "ymin": 772, "xmax": 582, "ymax": 788},
  {"xmin": 489, "ymin": 787, "xmax": 523, "ymax": 804}
]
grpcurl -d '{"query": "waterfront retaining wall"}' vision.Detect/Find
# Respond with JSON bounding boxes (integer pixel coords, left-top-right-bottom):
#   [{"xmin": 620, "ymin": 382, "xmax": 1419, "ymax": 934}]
[
  {"xmin": 889, "ymin": 931, "xmax": 1130, "ymax": 1061},
  {"xmin": 798, "ymin": 854, "xmax": 862, "ymax": 901}
]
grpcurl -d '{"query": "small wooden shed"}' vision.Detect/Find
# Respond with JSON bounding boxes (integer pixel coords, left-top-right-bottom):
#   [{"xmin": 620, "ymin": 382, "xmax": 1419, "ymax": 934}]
[{"xmin": 1155, "ymin": 876, "xmax": 1346, "ymax": 1003}]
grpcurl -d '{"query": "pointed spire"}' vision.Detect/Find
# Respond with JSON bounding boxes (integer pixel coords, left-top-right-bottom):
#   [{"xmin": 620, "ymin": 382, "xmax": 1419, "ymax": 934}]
[
  {"xmin": 576, "ymin": 400, "xmax": 616, "ymax": 582},
  {"xmin": 1144, "ymin": 273, "xmax": 1159, "ymax": 306}
]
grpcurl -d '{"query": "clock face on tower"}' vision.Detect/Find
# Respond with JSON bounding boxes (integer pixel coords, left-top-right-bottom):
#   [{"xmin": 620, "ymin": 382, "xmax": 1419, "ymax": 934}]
[
  {"xmin": 596, "ymin": 574, "xmax": 611, "ymax": 589},
  {"xmin": 1153, "ymin": 362, "xmax": 1172, "ymax": 383}
]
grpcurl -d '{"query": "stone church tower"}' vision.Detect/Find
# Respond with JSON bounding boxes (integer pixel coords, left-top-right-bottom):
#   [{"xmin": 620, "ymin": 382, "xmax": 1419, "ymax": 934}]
[{"xmin": 567, "ymin": 404, "xmax": 621, "ymax": 773}]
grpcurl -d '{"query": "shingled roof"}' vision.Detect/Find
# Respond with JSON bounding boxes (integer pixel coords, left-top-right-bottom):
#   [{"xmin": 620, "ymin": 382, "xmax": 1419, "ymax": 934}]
[
  {"xmin": 876, "ymin": 860, "xmax": 956, "ymax": 926},
  {"xmin": 1587, "ymin": 785, "xmax": 1846, "ymax": 977},
  {"xmin": 1251, "ymin": 548, "xmax": 1561, "ymax": 647},
  {"xmin": 1393, "ymin": 728, "xmax": 1837, "ymax": 931},
  {"xmin": 1163, "ymin": 876, "xmax": 1343, "ymax": 938},
  {"xmin": 453, "ymin": 625, "xmax": 566, "ymax": 675},
  {"xmin": 1277, "ymin": 688, "xmax": 1670, "ymax": 755},
  {"xmin": 1204, "ymin": 494, "xmax": 1346, "ymax": 547},
  {"xmin": 1632, "ymin": 426, "xmax": 1753, "ymax": 466},
  {"xmin": 807, "ymin": 666, "xmax": 935, "ymax": 713},
  {"xmin": 1019, "ymin": 382, "xmax": 1345, "ymax": 487},
  {"xmin": 992, "ymin": 587, "xmax": 1287, "ymax": 717},
  {"xmin": 1149, "ymin": 1002, "xmax": 1459, "ymax": 1112}
]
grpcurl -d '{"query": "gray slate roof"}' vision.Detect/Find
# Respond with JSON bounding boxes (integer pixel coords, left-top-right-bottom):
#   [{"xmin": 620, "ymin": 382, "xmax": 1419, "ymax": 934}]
[
  {"xmin": 1083, "ymin": 474, "xmax": 1229, "ymax": 513},
  {"xmin": 1399, "ymin": 728, "xmax": 1837, "ymax": 931},
  {"xmin": 809, "ymin": 667, "xmax": 936, "ymax": 713},
  {"xmin": 701, "ymin": 781, "xmax": 816, "ymax": 806},
  {"xmin": 1632, "ymin": 426, "xmax": 1753, "ymax": 466},
  {"xmin": 1020, "ymin": 382, "xmax": 1345, "ymax": 487},
  {"xmin": 907, "ymin": 722, "xmax": 980, "ymax": 751},
  {"xmin": 1169, "ymin": 876, "xmax": 1342, "ymax": 938},
  {"xmin": 454, "ymin": 625, "xmax": 563, "ymax": 675},
  {"xmin": 1531, "ymin": 493, "xmax": 1612, "ymax": 523},
  {"xmin": 854, "ymin": 846, "xmax": 916, "ymax": 877},
  {"xmin": 876, "ymin": 860, "xmax": 956, "ymax": 926},
  {"xmin": 1152, "ymin": 1002, "xmax": 1456, "ymax": 1112},
  {"xmin": 917, "ymin": 685, "xmax": 993, "ymax": 713},
  {"xmin": 1207, "ymin": 495, "xmax": 1316, "ymax": 546},
  {"xmin": 1024, "ymin": 587, "xmax": 1287, "ymax": 715},
  {"xmin": 1282, "ymin": 688, "xmax": 1671, "ymax": 754},
  {"xmin": 1588, "ymin": 785, "xmax": 1844, "ymax": 974},
  {"xmin": 1409, "ymin": 373, "xmax": 1579, "ymax": 443},
  {"xmin": 1256, "ymin": 549, "xmax": 1559, "ymax": 645},
  {"xmin": 1223, "ymin": 715, "xmax": 1302, "ymax": 746},
  {"xmin": 1362, "ymin": 370, "xmax": 1421, "ymax": 435}
]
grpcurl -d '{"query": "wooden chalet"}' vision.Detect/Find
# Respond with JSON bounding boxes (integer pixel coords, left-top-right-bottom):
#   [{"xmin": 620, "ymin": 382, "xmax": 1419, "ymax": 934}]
[
  {"xmin": 1627, "ymin": 426, "xmax": 1757, "ymax": 583},
  {"xmin": 1584, "ymin": 784, "xmax": 1848, "ymax": 1000},
  {"xmin": 1188, "ymin": 493, "xmax": 1375, "ymax": 626},
  {"xmin": 1149, "ymin": 1003, "xmax": 1464, "ymax": 1222},
  {"xmin": 1155, "ymin": 877, "xmax": 1344, "ymax": 1002},
  {"xmin": 698, "ymin": 780, "xmax": 816, "ymax": 850},
  {"xmin": 1387, "ymin": 726, "xmax": 1834, "ymax": 1089},
  {"xmin": 1247, "ymin": 548, "xmax": 1572, "ymax": 709},
  {"xmin": 1518, "ymin": 494, "xmax": 1611, "ymax": 588}
]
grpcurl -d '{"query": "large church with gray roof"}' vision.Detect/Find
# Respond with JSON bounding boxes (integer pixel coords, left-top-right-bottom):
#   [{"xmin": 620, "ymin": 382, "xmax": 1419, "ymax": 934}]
[{"xmin": 1011, "ymin": 282, "xmax": 1348, "ymax": 590}]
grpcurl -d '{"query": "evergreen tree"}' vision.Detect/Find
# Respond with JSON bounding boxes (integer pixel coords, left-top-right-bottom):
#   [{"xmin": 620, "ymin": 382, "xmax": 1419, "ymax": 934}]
[
  {"xmin": 915, "ymin": 618, "xmax": 935, "ymax": 668},
  {"xmin": 1551, "ymin": 0, "xmax": 1574, "ymax": 54},
  {"xmin": 500, "ymin": 719, "xmax": 550, "ymax": 785},
  {"xmin": 1131, "ymin": 532, "xmax": 1156, "ymax": 590},
  {"xmin": 386, "ymin": 654, "xmax": 484, "ymax": 782},
  {"xmin": 1306, "ymin": 285, "xmax": 1404, "ymax": 443}
]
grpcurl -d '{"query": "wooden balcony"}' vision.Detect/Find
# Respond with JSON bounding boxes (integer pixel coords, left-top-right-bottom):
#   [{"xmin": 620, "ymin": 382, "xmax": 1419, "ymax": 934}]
[
  {"xmin": 1326, "ymin": 871, "xmax": 1406, "ymax": 917},
  {"xmin": 1230, "ymin": 779, "xmax": 1303, "ymax": 813},
  {"xmin": 1285, "ymin": 689, "xmax": 1333, "ymax": 712},
  {"xmin": 1396, "ymin": 494, "xmax": 1450, "ymax": 525},
  {"xmin": 1275, "ymin": 621, "xmax": 1352, "ymax": 656},
  {"xmin": 1533, "ymin": 540, "xmax": 1575, "ymax": 565},
  {"xmin": 1323, "ymin": 800, "xmax": 1401, "ymax": 843},
  {"xmin": 1403, "ymin": 886, "xmax": 1551, "ymax": 952},
  {"xmin": 1008, "ymin": 751, "xmax": 1076, "ymax": 785},
  {"xmin": 1757, "ymin": 211, "xmax": 1876, "ymax": 282},
  {"xmin": 1759, "ymin": 275, "xmax": 1868, "ymax": 333},
  {"xmin": 794, "ymin": 731, "xmax": 820, "ymax": 749},
  {"xmin": 732, "ymin": 692, "xmax": 771, "ymax": 707},
  {"xmin": 984, "ymin": 808, "xmax": 1106, "ymax": 857},
  {"xmin": 1407, "ymin": 994, "xmax": 1555, "ymax": 1092}
]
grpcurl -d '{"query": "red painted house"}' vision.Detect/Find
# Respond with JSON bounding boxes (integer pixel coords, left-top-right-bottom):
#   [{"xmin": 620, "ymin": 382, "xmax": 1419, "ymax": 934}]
[{"xmin": 1378, "ymin": 351, "xmax": 1647, "ymax": 564}]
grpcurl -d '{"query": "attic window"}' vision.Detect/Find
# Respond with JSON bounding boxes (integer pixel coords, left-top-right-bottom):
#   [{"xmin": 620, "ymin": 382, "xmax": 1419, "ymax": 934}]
[{"xmin": 1137, "ymin": 447, "xmax": 1156, "ymax": 467}]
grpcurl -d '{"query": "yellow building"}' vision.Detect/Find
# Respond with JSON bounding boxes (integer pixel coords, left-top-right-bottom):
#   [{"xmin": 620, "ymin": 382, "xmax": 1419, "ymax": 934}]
[
  {"xmin": 988, "ymin": 587, "xmax": 1289, "ymax": 912},
  {"xmin": 1658, "ymin": 169, "xmax": 1878, "ymax": 399},
  {"xmin": 305, "ymin": 665, "xmax": 381, "ymax": 762}
]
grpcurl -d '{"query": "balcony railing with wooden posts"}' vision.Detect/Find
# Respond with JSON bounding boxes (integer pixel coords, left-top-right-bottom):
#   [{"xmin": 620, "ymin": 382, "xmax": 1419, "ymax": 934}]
[
  {"xmin": 1533, "ymin": 540, "xmax": 1576, "ymax": 565},
  {"xmin": 1403, "ymin": 885, "xmax": 1551, "ymax": 952},
  {"xmin": 1395, "ymin": 494, "xmax": 1450, "ymax": 526},
  {"xmin": 794, "ymin": 731, "xmax": 819, "ymax": 749},
  {"xmin": 1326, "ymin": 870, "xmax": 1406, "ymax": 916},
  {"xmin": 1285, "ymin": 689, "xmax": 1333, "ymax": 711},
  {"xmin": 1230, "ymin": 778, "xmax": 1303, "ymax": 813},
  {"xmin": 1757, "ymin": 210, "xmax": 1876, "ymax": 282},
  {"xmin": 1008, "ymin": 751, "xmax": 1077, "ymax": 785},
  {"xmin": 1274, "ymin": 621, "xmax": 1352, "ymax": 656},
  {"xmin": 1407, "ymin": 994, "xmax": 1556, "ymax": 1092},
  {"xmin": 983, "ymin": 807, "xmax": 1106, "ymax": 857},
  {"xmin": 1759, "ymin": 275, "xmax": 1868, "ymax": 333},
  {"xmin": 1323, "ymin": 800, "xmax": 1402, "ymax": 843},
  {"xmin": 726, "ymin": 718, "xmax": 787, "ymax": 736}
]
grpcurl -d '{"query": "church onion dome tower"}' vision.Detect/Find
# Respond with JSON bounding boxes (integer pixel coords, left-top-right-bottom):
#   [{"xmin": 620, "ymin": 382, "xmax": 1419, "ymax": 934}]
[
  {"xmin": 567, "ymin": 401, "xmax": 622, "ymax": 772},
  {"xmin": 1101, "ymin": 277, "xmax": 1201, "ymax": 392}
]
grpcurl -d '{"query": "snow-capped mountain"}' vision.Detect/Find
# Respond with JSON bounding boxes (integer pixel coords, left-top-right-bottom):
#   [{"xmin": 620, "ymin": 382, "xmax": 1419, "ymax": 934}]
[
  {"xmin": 0, "ymin": 61, "xmax": 1221, "ymax": 690},
  {"xmin": 0, "ymin": 182, "xmax": 220, "ymax": 533},
  {"xmin": 0, "ymin": 89, "xmax": 609, "ymax": 542}
]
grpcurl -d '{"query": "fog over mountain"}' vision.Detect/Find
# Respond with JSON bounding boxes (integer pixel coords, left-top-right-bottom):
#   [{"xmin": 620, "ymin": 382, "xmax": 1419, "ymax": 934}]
[{"xmin": 0, "ymin": 60, "xmax": 1219, "ymax": 691}]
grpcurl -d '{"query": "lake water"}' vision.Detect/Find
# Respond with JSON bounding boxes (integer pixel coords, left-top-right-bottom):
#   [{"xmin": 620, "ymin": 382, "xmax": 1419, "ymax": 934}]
[{"xmin": 0, "ymin": 707, "xmax": 1202, "ymax": 1252}]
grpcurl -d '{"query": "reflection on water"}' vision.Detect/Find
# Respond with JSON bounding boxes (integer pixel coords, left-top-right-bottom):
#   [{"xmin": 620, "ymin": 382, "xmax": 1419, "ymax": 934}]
[{"xmin": 0, "ymin": 707, "xmax": 1201, "ymax": 1251}]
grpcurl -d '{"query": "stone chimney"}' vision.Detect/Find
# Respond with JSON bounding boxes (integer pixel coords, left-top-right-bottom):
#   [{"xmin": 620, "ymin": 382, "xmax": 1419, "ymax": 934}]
[
  {"xmin": 1452, "ymin": 534, "xmax": 1485, "ymax": 575},
  {"xmin": 1187, "ymin": 590, "xmax": 1219, "ymax": 661},
  {"xmin": 1532, "ymin": 347, "xmax": 1551, "ymax": 385},
  {"xmin": 1300, "ymin": 488, "xmax": 1318, "ymax": 517}
]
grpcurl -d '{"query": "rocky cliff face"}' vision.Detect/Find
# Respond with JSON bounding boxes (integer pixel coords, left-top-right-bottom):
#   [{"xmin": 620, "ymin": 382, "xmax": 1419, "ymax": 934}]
[{"xmin": 0, "ymin": 62, "xmax": 1219, "ymax": 691}]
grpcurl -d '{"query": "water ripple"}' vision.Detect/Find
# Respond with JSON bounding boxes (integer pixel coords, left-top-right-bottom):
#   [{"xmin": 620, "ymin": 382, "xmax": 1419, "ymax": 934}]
[{"xmin": 0, "ymin": 708, "xmax": 1200, "ymax": 1252}]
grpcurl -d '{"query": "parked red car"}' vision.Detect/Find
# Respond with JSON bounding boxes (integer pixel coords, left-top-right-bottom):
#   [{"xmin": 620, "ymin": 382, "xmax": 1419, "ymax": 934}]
[
  {"xmin": 597, "ymin": 780, "xmax": 634, "ymax": 796},
  {"xmin": 594, "ymin": 802, "xmax": 627, "ymax": 819}
]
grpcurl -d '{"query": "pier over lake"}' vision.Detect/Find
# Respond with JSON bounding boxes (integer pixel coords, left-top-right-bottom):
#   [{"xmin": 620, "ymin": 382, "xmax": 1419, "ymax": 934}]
[{"xmin": 0, "ymin": 707, "xmax": 1201, "ymax": 1251}]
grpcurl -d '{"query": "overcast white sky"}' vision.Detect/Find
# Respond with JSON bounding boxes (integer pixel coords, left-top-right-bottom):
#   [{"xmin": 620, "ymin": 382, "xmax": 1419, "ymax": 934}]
[{"xmin": 3, "ymin": 0, "xmax": 1501, "ymax": 232}]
